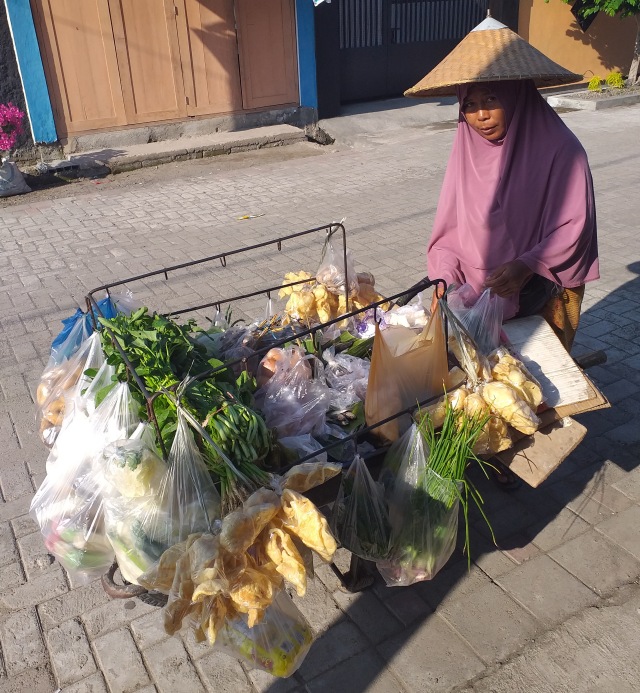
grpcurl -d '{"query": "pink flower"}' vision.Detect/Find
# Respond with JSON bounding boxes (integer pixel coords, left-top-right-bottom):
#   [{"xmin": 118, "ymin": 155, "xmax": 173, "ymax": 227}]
[{"xmin": 0, "ymin": 103, "xmax": 25, "ymax": 153}]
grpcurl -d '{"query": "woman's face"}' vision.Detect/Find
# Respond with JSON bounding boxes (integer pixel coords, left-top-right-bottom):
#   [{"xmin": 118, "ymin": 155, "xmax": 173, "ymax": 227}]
[{"xmin": 461, "ymin": 86, "xmax": 507, "ymax": 141}]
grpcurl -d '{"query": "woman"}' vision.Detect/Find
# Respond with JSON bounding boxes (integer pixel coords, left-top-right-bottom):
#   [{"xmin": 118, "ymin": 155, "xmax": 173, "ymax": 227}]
[{"xmin": 427, "ymin": 78, "xmax": 599, "ymax": 351}]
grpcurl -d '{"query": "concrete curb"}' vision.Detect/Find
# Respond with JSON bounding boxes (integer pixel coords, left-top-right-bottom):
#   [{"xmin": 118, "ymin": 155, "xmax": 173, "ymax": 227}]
[
  {"xmin": 78, "ymin": 126, "xmax": 310, "ymax": 175},
  {"xmin": 546, "ymin": 92, "xmax": 640, "ymax": 111}
]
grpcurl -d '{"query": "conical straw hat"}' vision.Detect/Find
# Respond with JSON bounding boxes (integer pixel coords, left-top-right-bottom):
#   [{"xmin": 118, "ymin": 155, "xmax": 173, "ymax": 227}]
[{"xmin": 405, "ymin": 15, "xmax": 582, "ymax": 97}]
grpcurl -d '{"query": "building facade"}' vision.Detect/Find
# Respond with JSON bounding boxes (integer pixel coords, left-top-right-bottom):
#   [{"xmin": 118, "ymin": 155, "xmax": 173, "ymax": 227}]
[{"xmin": 2, "ymin": 0, "xmax": 317, "ymax": 146}]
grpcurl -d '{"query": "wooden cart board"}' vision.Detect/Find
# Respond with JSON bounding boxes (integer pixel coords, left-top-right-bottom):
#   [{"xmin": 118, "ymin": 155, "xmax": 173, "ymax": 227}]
[{"xmin": 497, "ymin": 316, "xmax": 610, "ymax": 487}]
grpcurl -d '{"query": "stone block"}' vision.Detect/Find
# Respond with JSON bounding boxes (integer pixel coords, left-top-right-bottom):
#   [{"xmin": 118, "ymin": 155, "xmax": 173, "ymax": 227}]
[
  {"xmin": 296, "ymin": 618, "xmax": 368, "ymax": 681},
  {"xmin": 10, "ymin": 513, "xmax": 38, "ymax": 538},
  {"xmin": 595, "ymin": 504, "xmax": 640, "ymax": 560},
  {"xmin": 142, "ymin": 637, "xmax": 206, "ymax": 693},
  {"xmin": 495, "ymin": 555, "xmax": 599, "ymax": 626},
  {"xmin": 383, "ymin": 587, "xmax": 431, "ymax": 626},
  {"xmin": 245, "ymin": 667, "xmax": 300, "ymax": 693},
  {"xmin": 93, "ymin": 627, "xmax": 150, "ymax": 693},
  {"xmin": 17, "ymin": 531, "xmax": 57, "ymax": 580},
  {"xmin": 440, "ymin": 582, "xmax": 541, "ymax": 664},
  {"xmin": 195, "ymin": 650, "xmax": 252, "ymax": 693},
  {"xmin": 377, "ymin": 611, "xmax": 484, "ymax": 692},
  {"xmin": 0, "ymin": 561, "xmax": 25, "ymax": 589},
  {"xmin": 37, "ymin": 580, "xmax": 111, "ymax": 630},
  {"xmin": 529, "ymin": 507, "xmax": 590, "ymax": 551},
  {"xmin": 46, "ymin": 618, "xmax": 97, "ymax": 686},
  {"xmin": 0, "ymin": 495, "xmax": 31, "ymax": 522},
  {"xmin": 412, "ymin": 560, "xmax": 492, "ymax": 612},
  {"xmin": 82, "ymin": 597, "xmax": 156, "ymax": 639},
  {"xmin": 0, "ymin": 564, "xmax": 68, "ymax": 611},
  {"xmin": 61, "ymin": 672, "xmax": 109, "ymax": 693},
  {"xmin": 550, "ymin": 530, "xmax": 640, "ymax": 595},
  {"xmin": 331, "ymin": 588, "xmax": 404, "ymax": 645},
  {"xmin": 290, "ymin": 576, "xmax": 342, "ymax": 633},
  {"xmin": 0, "ymin": 664, "xmax": 56, "ymax": 693},
  {"xmin": 130, "ymin": 609, "xmax": 171, "ymax": 650},
  {"xmin": 305, "ymin": 649, "xmax": 405, "ymax": 693},
  {"xmin": 0, "ymin": 607, "xmax": 48, "ymax": 676},
  {"xmin": 0, "ymin": 520, "xmax": 18, "ymax": 568}
]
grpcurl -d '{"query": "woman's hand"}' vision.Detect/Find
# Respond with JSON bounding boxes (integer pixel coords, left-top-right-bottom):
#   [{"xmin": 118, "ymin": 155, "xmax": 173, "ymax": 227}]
[
  {"xmin": 430, "ymin": 283, "xmax": 446, "ymax": 313},
  {"xmin": 484, "ymin": 260, "xmax": 533, "ymax": 297}
]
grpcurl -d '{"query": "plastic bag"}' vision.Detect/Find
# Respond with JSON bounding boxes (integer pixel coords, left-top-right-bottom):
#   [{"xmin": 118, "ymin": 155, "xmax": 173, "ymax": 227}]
[
  {"xmin": 134, "ymin": 410, "xmax": 221, "ymax": 587},
  {"xmin": 316, "ymin": 234, "xmax": 359, "ymax": 298},
  {"xmin": 278, "ymin": 434, "xmax": 327, "ymax": 467},
  {"xmin": 217, "ymin": 590, "xmax": 313, "ymax": 678},
  {"xmin": 365, "ymin": 307, "xmax": 449, "ymax": 443},
  {"xmin": 376, "ymin": 424, "xmax": 460, "ymax": 586},
  {"xmin": 30, "ymin": 382, "xmax": 141, "ymax": 582},
  {"xmin": 102, "ymin": 433, "xmax": 170, "ymax": 585},
  {"xmin": 0, "ymin": 159, "xmax": 30, "ymax": 197},
  {"xmin": 323, "ymin": 348, "xmax": 370, "ymax": 408},
  {"xmin": 331, "ymin": 455, "xmax": 391, "ymax": 561},
  {"xmin": 256, "ymin": 347, "xmax": 332, "ymax": 438},
  {"xmin": 448, "ymin": 285, "xmax": 504, "ymax": 356},
  {"xmin": 36, "ymin": 332, "xmax": 106, "ymax": 447}
]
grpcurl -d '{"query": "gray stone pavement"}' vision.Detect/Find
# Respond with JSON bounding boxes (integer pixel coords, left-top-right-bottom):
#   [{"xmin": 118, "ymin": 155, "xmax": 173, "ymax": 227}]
[{"xmin": 1, "ymin": 101, "xmax": 640, "ymax": 693}]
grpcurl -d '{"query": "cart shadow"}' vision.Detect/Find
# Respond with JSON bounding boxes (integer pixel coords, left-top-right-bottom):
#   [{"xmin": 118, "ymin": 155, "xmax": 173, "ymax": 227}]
[{"xmin": 267, "ymin": 262, "xmax": 640, "ymax": 692}]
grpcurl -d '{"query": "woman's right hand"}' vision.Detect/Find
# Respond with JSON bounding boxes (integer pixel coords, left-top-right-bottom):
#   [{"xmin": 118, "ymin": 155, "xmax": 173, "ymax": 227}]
[{"xmin": 430, "ymin": 284, "xmax": 445, "ymax": 313}]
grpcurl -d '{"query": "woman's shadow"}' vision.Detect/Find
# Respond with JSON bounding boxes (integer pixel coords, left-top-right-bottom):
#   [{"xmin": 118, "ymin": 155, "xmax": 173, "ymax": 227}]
[{"xmin": 267, "ymin": 261, "xmax": 640, "ymax": 693}]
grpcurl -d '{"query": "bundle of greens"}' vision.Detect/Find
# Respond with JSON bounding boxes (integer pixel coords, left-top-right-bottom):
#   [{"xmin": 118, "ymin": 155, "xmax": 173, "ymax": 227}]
[
  {"xmin": 97, "ymin": 308, "xmax": 271, "ymax": 508},
  {"xmin": 377, "ymin": 400, "xmax": 493, "ymax": 586}
]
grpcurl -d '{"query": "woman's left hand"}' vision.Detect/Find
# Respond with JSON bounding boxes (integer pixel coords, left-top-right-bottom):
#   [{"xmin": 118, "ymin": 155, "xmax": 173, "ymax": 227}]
[{"xmin": 485, "ymin": 260, "xmax": 533, "ymax": 297}]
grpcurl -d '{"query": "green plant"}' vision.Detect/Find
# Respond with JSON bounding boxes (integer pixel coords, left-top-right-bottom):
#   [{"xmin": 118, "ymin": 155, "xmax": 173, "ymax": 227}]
[
  {"xmin": 588, "ymin": 76, "xmax": 603, "ymax": 91},
  {"xmin": 606, "ymin": 71, "xmax": 626, "ymax": 88}
]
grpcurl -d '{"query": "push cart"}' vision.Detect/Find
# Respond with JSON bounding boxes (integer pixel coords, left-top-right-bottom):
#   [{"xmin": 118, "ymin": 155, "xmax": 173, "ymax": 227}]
[{"xmin": 86, "ymin": 222, "xmax": 448, "ymax": 600}]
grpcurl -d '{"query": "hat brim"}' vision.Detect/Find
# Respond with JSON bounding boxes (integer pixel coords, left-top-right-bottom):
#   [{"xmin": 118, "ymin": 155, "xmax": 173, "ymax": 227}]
[{"xmin": 405, "ymin": 27, "xmax": 583, "ymax": 98}]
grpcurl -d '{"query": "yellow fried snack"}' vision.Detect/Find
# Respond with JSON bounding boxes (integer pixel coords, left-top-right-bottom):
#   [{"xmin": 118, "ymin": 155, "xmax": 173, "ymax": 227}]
[
  {"xmin": 285, "ymin": 288, "xmax": 318, "ymax": 323},
  {"xmin": 228, "ymin": 566, "xmax": 277, "ymax": 615},
  {"xmin": 164, "ymin": 551, "xmax": 195, "ymax": 636},
  {"xmin": 313, "ymin": 283, "xmax": 334, "ymax": 323},
  {"xmin": 138, "ymin": 538, "xmax": 190, "ymax": 594},
  {"xmin": 219, "ymin": 497, "xmax": 281, "ymax": 555},
  {"xmin": 481, "ymin": 381, "xmax": 540, "ymax": 436},
  {"xmin": 353, "ymin": 282, "xmax": 391, "ymax": 312},
  {"xmin": 278, "ymin": 489, "xmax": 337, "ymax": 562},
  {"xmin": 282, "ymin": 461, "xmax": 342, "ymax": 493},
  {"xmin": 278, "ymin": 271, "xmax": 313, "ymax": 298},
  {"xmin": 244, "ymin": 488, "xmax": 280, "ymax": 509},
  {"xmin": 264, "ymin": 527, "xmax": 307, "ymax": 597},
  {"xmin": 201, "ymin": 594, "xmax": 228, "ymax": 645},
  {"xmin": 488, "ymin": 416, "xmax": 512, "ymax": 453}
]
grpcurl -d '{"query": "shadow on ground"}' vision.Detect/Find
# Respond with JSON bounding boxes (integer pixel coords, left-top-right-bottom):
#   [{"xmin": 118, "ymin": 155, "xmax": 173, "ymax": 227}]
[{"xmin": 267, "ymin": 261, "xmax": 640, "ymax": 693}]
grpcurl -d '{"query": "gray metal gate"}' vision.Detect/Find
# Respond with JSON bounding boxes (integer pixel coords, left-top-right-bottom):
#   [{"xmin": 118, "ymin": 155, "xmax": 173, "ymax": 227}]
[{"xmin": 339, "ymin": 0, "xmax": 489, "ymax": 101}]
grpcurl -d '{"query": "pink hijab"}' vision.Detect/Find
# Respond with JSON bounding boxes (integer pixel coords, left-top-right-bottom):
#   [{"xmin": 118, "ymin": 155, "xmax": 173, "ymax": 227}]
[{"xmin": 427, "ymin": 79, "xmax": 599, "ymax": 319}]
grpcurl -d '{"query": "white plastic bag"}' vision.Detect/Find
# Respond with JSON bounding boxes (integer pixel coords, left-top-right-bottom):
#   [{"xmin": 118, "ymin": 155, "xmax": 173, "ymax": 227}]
[
  {"xmin": 448, "ymin": 284, "xmax": 504, "ymax": 356},
  {"xmin": 316, "ymin": 235, "xmax": 359, "ymax": 297},
  {"xmin": 0, "ymin": 159, "xmax": 30, "ymax": 197}
]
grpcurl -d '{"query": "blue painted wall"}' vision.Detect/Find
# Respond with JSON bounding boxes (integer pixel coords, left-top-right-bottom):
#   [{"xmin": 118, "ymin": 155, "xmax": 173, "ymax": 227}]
[
  {"xmin": 296, "ymin": 0, "xmax": 318, "ymax": 110},
  {"xmin": 4, "ymin": 0, "xmax": 57, "ymax": 143}
]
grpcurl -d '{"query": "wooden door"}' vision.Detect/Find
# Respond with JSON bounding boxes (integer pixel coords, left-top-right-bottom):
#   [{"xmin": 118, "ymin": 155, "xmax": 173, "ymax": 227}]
[
  {"xmin": 235, "ymin": 0, "xmax": 298, "ymax": 110},
  {"xmin": 177, "ymin": 0, "xmax": 243, "ymax": 115},
  {"xmin": 30, "ymin": 0, "xmax": 127, "ymax": 136},
  {"xmin": 110, "ymin": 0, "xmax": 188, "ymax": 123}
]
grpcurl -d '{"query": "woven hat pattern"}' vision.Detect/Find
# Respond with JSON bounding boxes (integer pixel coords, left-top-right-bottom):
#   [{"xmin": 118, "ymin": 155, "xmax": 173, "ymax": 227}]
[{"xmin": 405, "ymin": 28, "xmax": 582, "ymax": 97}]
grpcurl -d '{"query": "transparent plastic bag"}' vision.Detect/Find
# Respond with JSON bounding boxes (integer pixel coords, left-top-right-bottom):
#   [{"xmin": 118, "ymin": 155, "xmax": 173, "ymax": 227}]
[
  {"xmin": 376, "ymin": 424, "xmax": 460, "ymax": 586},
  {"xmin": 315, "ymin": 234, "xmax": 359, "ymax": 298},
  {"xmin": 449, "ymin": 285, "xmax": 504, "ymax": 356},
  {"xmin": 30, "ymin": 382, "xmax": 141, "ymax": 582},
  {"xmin": 278, "ymin": 434, "xmax": 327, "ymax": 467},
  {"xmin": 136, "ymin": 409, "xmax": 221, "ymax": 585},
  {"xmin": 217, "ymin": 590, "xmax": 313, "ymax": 678},
  {"xmin": 36, "ymin": 332, "xmax": 105, "ymax": 447},
  {"xmin": 323, "ymin": 348, "xmax": 370, "ymax": 408},
  {"xmin": 365, "ymin": 307, "xmax": 449, "ymax": 443},
  {"xmin": 256, "ymin": 347, "xmax": 332, "ymax": 438},
  {"xmin": 331, "ymin": 455, "xmax": 391, "ymax": 561}
]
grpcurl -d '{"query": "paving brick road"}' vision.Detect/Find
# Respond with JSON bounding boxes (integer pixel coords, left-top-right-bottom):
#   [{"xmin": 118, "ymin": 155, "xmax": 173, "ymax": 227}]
[{"xmin": 1, "ymin": 102, "xmax": 640, "ymax": 693}]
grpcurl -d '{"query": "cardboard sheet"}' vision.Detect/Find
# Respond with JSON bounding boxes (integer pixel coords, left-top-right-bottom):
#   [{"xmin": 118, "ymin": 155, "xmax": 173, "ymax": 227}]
[{"xmin": 502, "ymin": 316, "xmax": 593, "ymax": 409}]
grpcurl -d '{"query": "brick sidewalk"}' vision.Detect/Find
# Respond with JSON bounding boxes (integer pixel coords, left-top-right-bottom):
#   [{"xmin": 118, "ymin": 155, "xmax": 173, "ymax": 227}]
[{"xmin": 1, "ymin": 104, "xmax": 639, "ymax": 693}]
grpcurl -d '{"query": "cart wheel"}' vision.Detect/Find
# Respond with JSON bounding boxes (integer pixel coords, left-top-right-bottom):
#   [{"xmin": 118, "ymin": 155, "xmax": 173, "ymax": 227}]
[
  {"xmin": 138, "ymin": 590, "xmax": 169, "ymax": 608},
  {"xmin": 101, "ymin": 562, "xmax": 148, "ymax": 599}
]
